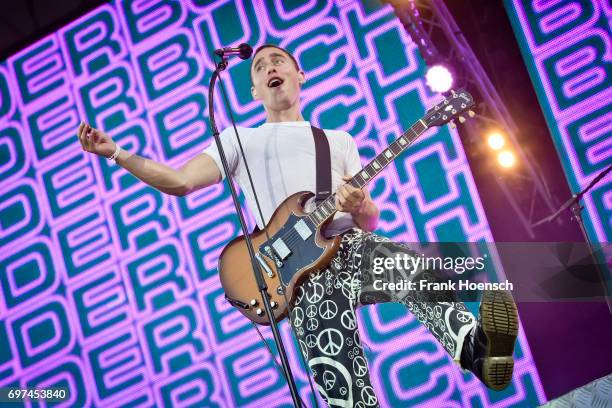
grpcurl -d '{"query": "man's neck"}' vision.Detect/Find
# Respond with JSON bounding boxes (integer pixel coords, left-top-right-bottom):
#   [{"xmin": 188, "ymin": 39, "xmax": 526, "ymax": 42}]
[{"xmin": 265, "ymin": 107, "xmax": 305, "ymax": 123}]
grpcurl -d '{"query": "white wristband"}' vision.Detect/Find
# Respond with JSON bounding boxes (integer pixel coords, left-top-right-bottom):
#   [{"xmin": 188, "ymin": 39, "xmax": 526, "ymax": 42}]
[{"xmin": 107, "ymin": 144, "xmax": 121, "ymax": 163}]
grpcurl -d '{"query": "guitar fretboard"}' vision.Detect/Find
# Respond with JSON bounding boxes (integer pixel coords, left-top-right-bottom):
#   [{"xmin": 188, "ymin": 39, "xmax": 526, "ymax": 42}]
[{"xmin": 306, "ymin": 119, "xmax": 428, "ymax": 227}]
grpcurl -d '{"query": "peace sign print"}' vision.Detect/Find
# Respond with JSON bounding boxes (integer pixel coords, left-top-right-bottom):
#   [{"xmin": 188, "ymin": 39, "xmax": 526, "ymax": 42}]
[
  {"xmin": 319, "ymin": 300, "xmax": 338, "ymax": 320},
  {"xmin": 322, "ymin": 370, "xmax": 337, "ymax": 391},
  {"xmin": 337, "ymin": 271, "xmax": 352, "ymax": 285},
  {"xmin": 354, "ymin": 330, "xmax": 361, "ymax": 347},
  {"xmin": 457, "ymin": 311, "xmax": 472, "ymax": 323},
  {"xmin": 306, "ymin": 305, "xmax": 317, "ymax": 318},
  {"xmin": 306, "ymin": 318, "xmax": 319, "ymax": 331},
  {"xmin": 352, "ymin": 356, "xmax": 368, "ymax": 377},
  {"xmin": 294, "ymin": 285, "xmax": 306, "ymax": 305},
  {"xmin": 361, "ymin": 386, "xmax": 378, "ymax": 406},
  {"xmin": 292, "ymin": 307, "xmax": 304, "ymax": 327},
  {"xmin": 299, "ymin": 340, "xmax": 309, "ymax": 360},
  {"xmin": 341, "ymin": 310, "xmax": 356, "ymax": 330},
  {"xmin": 317, "ymin": 328, "xmax": 344, "ymax": 356},
  {"xmin": 306, "ymin": 282, "xmax": 325, "ymax": 303},
  {"xmin": 305, "ymin": 334, "xmax": 317, "ymax": 348},
  {"xmin": 341, "ymin": 281, "xmax": 356, "ymax": 301}
]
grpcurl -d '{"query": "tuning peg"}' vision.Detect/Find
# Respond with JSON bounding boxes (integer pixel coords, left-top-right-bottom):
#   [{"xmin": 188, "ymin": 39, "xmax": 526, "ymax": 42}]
[
  {"xmin": 458, "ymin": 116, "xmax": 466, "ymax": 123},
  {"xmin": 468, "ymin": 110, "xmax": 475, "ymax": 118},
  {"xmin": 449, "ymin": 121, "xmax": 456, "ymax": 129}
]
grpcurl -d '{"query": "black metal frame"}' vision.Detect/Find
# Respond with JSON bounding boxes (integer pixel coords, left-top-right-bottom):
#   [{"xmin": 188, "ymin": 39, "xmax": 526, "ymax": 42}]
[{"xmin": 207, "ymin": 56, "xmax": 302, "ymax": 407}]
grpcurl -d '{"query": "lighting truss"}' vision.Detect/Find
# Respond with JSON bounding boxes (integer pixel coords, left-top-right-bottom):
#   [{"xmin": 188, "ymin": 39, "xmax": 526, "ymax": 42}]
[{"xmin": 386, "ymin": 0, "xmax": 561, "ymax": 239}]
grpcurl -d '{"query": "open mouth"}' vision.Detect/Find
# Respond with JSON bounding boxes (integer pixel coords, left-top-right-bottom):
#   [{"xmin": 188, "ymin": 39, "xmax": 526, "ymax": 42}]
[{"xmin": 268, "ymin": 77, "xmax": 284, "ymax": 88}]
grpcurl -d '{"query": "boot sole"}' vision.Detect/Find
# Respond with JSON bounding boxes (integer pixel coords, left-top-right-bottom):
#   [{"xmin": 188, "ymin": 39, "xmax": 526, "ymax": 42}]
[{"xmin": 479, "ymin": 290, "xmax": 519, "ymax": 390}]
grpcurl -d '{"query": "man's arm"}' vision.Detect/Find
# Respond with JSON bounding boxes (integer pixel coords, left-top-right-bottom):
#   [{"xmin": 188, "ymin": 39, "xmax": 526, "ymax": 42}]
[
  {"xmin": 77, "ymin": 122, "xmax": 221, "ymax": 196},
  {"xmin": 337, "ymin": 133, "xmax": 380, "ymax": 231},
  {"xmin": 336, "ymin": 175, "xmax": 380, "ymax": 232},
  {"xmin": 351, "ymin": 190, "xmax": 380, "ymax": 232}
]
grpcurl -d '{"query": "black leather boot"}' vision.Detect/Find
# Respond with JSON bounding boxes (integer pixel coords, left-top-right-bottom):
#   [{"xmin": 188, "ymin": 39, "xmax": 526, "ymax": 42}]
[{"xmin": 460, "ymin": 290, "xmax": 519, "ymax": 391}]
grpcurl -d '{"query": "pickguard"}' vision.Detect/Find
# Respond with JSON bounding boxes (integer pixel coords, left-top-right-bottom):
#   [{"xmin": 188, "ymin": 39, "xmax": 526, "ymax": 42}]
[{"xmin": 259, "ymin": 214, "xmax": 324, "ymax": 285}]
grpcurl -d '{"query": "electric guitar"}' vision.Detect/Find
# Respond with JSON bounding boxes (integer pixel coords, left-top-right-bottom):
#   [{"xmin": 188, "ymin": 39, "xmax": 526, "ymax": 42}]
[{"xmin": 219, "ymin": 90, "xmax": 475, "ymax": 325}]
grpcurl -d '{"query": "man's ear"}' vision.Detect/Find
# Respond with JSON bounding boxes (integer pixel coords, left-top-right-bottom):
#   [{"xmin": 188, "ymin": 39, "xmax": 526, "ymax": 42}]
[
  {"xmin": 251, "ymin": 86, "xmax": 258, "ymax": 100},
  {"xmin": 298, "ymin": 70, "xmax": 306, "ymax": 85}
]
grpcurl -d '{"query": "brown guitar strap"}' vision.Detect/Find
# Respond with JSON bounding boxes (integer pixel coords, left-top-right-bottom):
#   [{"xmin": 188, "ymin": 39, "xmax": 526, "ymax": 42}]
[{"xmin": 311, "ymin": 125, "xmax": 332, "ymax": 205}]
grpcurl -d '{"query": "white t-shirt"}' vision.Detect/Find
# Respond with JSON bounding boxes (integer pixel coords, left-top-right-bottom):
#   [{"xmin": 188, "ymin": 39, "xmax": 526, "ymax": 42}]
[{"xmin": 202, "ymin": 121, "xmax": 362, "ymax": 236}]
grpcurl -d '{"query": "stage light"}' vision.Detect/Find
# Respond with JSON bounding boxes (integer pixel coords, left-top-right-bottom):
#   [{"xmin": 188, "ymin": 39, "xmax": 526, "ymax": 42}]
[
  {"xmin": 425, "ymin": 64, "xmax": 453, "ymax": 93},
  {"xmin": 487, "ymin": 132, "xmax": 505, "ymax": 150},
  {"xmin": 498, "ymin": 150, "xmax": 516, "ymax": 168}
]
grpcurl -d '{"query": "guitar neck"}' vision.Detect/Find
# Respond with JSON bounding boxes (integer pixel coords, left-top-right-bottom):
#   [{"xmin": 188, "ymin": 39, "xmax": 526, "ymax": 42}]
[{"xmin": 306, "ymin": 119, "xmax": 429, "ymax": 228}]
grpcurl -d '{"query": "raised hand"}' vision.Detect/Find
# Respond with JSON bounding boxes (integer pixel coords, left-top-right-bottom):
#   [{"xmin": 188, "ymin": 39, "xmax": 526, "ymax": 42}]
[{"xmin": 76, "ymin": 121, "xmax": 116, "ymax": 158}]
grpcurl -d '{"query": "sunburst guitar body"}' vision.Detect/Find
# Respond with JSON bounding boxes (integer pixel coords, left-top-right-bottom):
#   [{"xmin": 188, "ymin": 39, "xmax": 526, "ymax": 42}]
[{"xmin": 219, "ymin": 191, "xmax": 340, "ymax": 325}]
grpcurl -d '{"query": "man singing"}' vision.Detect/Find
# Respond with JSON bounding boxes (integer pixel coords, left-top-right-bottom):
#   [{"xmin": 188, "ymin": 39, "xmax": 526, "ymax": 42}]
[{"xmin": 77, "ymin": 44, "xmax": 518, "ymax": 407}]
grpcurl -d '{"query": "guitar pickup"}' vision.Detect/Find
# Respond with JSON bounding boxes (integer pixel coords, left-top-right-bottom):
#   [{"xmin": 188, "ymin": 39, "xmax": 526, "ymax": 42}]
[
  {"xmin": 272, "ymin": 238, "xmax": 291, "ymax": 260},
  {"xmin": 294, "ymin": 219, "xmax": 312, "ymax": 240}
]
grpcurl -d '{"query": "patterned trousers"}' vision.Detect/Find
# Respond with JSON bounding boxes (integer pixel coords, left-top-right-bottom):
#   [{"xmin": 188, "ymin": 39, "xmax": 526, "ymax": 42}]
[{"xmin": 291, "ymin": 229, "xmax": 476, "ymax": 408}]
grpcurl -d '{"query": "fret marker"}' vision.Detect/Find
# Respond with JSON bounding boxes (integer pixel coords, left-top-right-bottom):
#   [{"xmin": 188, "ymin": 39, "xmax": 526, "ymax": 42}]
[
  {"xmin": 361, "ymin": 170, "xmax": 369, "ymax": 179},
  {"xmin": 384, "ymin": 150, "xmax": 393, "ymax": 158},
  {"xmin": 373, "ymin": 161, "xmax": 381, "ymax": 169},
  {"xmin": 399, "ymin": 138, "xmax": 407, "ymax": 145}
]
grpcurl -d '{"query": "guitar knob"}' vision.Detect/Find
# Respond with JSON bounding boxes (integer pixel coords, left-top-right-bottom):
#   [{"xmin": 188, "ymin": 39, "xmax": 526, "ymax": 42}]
[
  {"xmin": 270, "ymin": 301, "xmax": 278, "ymax": 309},
  {"xmin": 458, "ymin": 116, "xmax": 466, "ymax": 123},
  {"xmin": 256, "ymin": 308, "xmax": 263, "ymax": 316},
  {"xmin": 276, "ymin": 286, "xmax": 285, "ymax": 295},
  {"xmin": 468, "ymin": 110, "xmax": 475, "ymax": 118},
  {"xmin": 250, "ymin": 299, "xmax": 258, "ymax": 307}
]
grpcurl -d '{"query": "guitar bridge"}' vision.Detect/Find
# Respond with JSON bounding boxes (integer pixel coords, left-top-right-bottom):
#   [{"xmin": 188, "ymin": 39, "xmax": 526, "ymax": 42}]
[{"xmin": 263, "ymin": 245, "xmax": 283, "ymax": 268}]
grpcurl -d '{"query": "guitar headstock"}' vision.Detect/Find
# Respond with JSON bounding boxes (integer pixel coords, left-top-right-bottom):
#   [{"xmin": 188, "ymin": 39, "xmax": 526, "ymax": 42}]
[{"xmin": 424, "ymin": 89, "xmax": 475, "ymax": 128}]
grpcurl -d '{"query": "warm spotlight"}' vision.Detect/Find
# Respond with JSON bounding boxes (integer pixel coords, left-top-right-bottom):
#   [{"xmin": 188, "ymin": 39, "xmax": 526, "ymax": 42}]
[
  {"xmin": 487, "ymin": 132, "xmax": 506, "ymax": 150},
  {"xmin": 425, "ymin": 64, "xmax": 453, "ymax": 93},
  {"xmin": 498, "ymin": 150, "xmax": 516, "ymax": 168}
]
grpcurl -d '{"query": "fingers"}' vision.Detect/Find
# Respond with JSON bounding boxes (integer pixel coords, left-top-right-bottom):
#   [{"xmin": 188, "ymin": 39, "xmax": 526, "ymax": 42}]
[
  {"xmin": 78, "ymin": 122, "xmax": 96, "ymax": 152},
  {"xmin": 334, "ymin": 174, "xmax": 367, "ymax": 212},
  {"xmin": 77, "ymin": 122, "xmax": 87, "ymax": 150},
  {"xmin": 340, "ymin": 184, "xmax": 364, "ymax": 202},
  {"xmin": 85, "ymin": 125, "xmax": 92, "ymax": 151},
  {"xmin": 88, "ymin": 127, "xmax": 98, "ymax": 146},
  {"xmin": 336, "ymin": 185, "xmax": 364, "ymax": 212}
]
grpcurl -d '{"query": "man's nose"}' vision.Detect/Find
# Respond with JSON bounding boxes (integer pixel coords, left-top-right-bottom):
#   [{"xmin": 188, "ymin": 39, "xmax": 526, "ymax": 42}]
[{"xmin": 267, "ymin": 65, "xmax": 277, "ymax": 75}]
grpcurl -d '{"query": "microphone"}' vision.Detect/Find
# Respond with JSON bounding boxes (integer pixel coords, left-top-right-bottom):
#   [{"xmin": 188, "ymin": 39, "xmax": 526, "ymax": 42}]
[{"xmin": 214, "ymin": 43, "xmax": 253, "ymax": 60}]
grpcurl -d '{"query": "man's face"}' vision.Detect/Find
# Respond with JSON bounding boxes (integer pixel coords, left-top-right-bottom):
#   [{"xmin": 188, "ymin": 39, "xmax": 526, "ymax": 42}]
[{"xmin": 250, "ymin": 47, "xmax": 305, "ymax": 111}]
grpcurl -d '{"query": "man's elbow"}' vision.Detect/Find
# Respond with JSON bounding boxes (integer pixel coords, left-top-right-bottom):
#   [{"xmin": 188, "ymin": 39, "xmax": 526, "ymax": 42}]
[{"xmin": 168, "ymin": 178, "xmax": 194, "ymax": 197}]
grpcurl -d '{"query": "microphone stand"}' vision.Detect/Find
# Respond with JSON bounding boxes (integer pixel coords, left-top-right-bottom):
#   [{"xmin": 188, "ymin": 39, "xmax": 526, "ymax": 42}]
[
  {"xmin": 207, "ymin": 56, "xmax": 302, "ymax": 407},
  {"xmin": 532, "ymin": 164, "xmax": 612, "ymax": 313}
]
